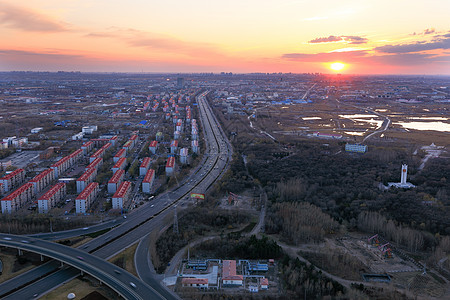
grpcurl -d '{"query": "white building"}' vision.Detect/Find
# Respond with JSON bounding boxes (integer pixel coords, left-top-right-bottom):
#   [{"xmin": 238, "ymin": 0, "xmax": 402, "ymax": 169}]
[{"xmin": 31, "ymin": 127, "xmax": 43, "ymax": 134}]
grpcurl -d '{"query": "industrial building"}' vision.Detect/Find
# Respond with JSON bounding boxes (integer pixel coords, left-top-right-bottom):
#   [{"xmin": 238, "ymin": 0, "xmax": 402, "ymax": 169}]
[
  {"xmin": 1, "ymin": 183, "xmax": 35, "ymax": 214},
  {"xmin": 139, "ymin": 157, "xmax": 151, "ymax": 176},
  {"xmin": 166, "ymin": 156, "xmax": 175, "ymax": 175},
  {"xmin": 82, "ymin": 125, "xmax": 98, "ymax": 135},
  {"xmin": 112, "ymin": 157, "xmax": 127, "ymax": 174},
  {"xmin": 76, "ymin": 168, "xmax": 97, "ymax": 193},
  {"xmin": 29, "ymin": 168, "xmax": 55, "ymax": 194},
  {"xmin": 75, "ymin": 182, "xmax": 99, "ymax": 214},
  {"xmin": 112, "ymin": 181, "xmax": 132, "ymax": 209},
  {"xmin": 37, "ymin": 182, "xmax": 66, "ymax": 213},
  {"xmin": 142, "ymin": 169, "xmax": 155, "ymax": 194},
  {"xmin": 181, "ymin": 278, "xmax": 208, "ymax": 289},
  {"xmin": 222, "ymin": 260, "xmax": 243, "ymax": 286},
  {"xmin": 107, "ymin": 169, "xmax": 125, "ymax": 194},
  {"xmin": 0, "ymin": 168, "xmax": 25, "ymax": 193},
  {"xmin": 113, "ymin": 148, "xmax": 126, "ymax": 163},
  {"xmin": 345, "ymin": 143, "xmax": 367, "ymax": 153}
]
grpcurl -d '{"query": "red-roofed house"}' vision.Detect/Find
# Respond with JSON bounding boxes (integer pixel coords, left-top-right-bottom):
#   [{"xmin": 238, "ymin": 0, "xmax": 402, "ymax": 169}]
[
  {"xmin": 181, "ymin": 278, "xmax": 208, "ymax": 289},
  {"xmin": 222, "ymin": 260, "xmax": 243, "ymax": 286}
]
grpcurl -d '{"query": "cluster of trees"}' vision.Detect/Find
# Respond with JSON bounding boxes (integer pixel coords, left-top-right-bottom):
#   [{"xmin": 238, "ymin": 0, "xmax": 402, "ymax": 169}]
[
  {"xmin": 209, "ymin": 153, "xmax": 254, "ymax": 198},
  {"xmin": 279, "ymin": 255, "xmax": 345, "ymax": 299},
  {"xmin": 0, "ymin": 215, "xmax": 94, "ymax": 234},
  {"xmin": 357, "ymin": 211, "xmax": 433, "ymax": 251},
  {"xmin": 241, "ymin": 139, "xmax": 449, "ymax": 236},
  {"xmin": 265, "ymin": 202, "xmax": 339, "ymax": 244},
  {"xmin": 154, "ymin": 207, "xmax": 250, "ymax": 273},
  {"xmin": 196, "ymin": 235, "xmax": 282, "ymax": 260},
  {"xmin": 300, "ymin": 247, "xmax": 367, "ymax": 281}
]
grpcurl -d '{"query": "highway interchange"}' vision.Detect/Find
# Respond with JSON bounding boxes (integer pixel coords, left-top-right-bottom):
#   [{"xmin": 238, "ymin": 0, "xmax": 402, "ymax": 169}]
[{"xmin": 0, "ymin": 91, "xmax": 233, "ymax": 299}]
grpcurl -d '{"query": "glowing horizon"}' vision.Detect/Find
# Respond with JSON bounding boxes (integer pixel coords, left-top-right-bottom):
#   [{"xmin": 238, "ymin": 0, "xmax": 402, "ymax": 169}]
[{"xmin": 0, "ymin": 1, "xmax": 449, "ymax": 74}]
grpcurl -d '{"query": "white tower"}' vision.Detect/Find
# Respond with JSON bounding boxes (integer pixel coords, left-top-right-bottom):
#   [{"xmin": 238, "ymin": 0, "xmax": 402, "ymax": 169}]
[{"xmin": 400, "ymin": 164, "xmax": 408, "ymax": 185}]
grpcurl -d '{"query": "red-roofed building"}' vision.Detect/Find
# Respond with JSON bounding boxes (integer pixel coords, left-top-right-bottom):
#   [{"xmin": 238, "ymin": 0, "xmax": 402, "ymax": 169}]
[
  {"xmin": 29, "ymin": 168, "xmax": 55, "ymax": 194},
  {"xmin": 149, "ymin": 140, "xmax": 158, "ymax": 154},
  {"xmin": 139, "ymin": 157, "xmax": 152, "ymax": 176},
  {"xmin": 142, "ymin": 169, "xmax": 155, "ymax": 194},
  {"xmin": 37, "ymin": 182, "xmax": 66, "ymax": 213},
  {"xmin": 181, "ymin": 278, "xmax": 208, "ymax": 289},
  {"xmin": 191, "ymin": 140, "xmax": 199, "ymax": 154},
  {"xmin": 51, "ymin": 149, "xmax": 83, "ymax": 178},
  {"xmin": 91, "ymin": 138, "xmax": 110, "ymax": 147},
  {"xmin": 165, "ymin": 157, "xmax": 175, "ymax": 175},
  {"xmin": 122, "ymin": 140, "xmax": 133, "ymax": 153},
  {"xmin": 81, "ymin": 141, "xmax": 94, "ymax": 154},
  {"xmin": 107, "ymin": 169, "xmax": 125, "ymax": 194},
  {"xmin": 129, "ymin": 134, "xmax": 138, "ymax": 147},
  {"xmin": 109, "ymin": 135, "xmax": 118, "ymax": 146},
  {"xmin": 1, "ymin": 183, "xmax": 35, "ymax": 214},
  {"xmin": 112, "ymin": 181, "xmax": 131, "ymax": 209},
  {"xmin": 90, "ymin": 144, "xmax": 110, "ymax": 163},
  {"xmin": 75, "ymin": 182, "xmax": 99, "ymax": 214},
  {"xmin": 113, "ymin": 148, "xmax": 126, "ymax": 163},
  {"xmin": 86, "ymin": 157, "xmax": 103, "ymax": 171},
  {"xmin": 170, "ymin": 140, "xmax": 178, "ymax": 154},
  {"xmin": 260, "ymin": 277, "xmax": 269, "ymax": 290},
  {"xmin": 112, "ymin": 157, "xmax": 127, "ymax": 174},
  {"xmin": 76, "ymin": 168, "xmax": 97, "ymax": 193},
  {"xmin": 0, "ymin": 168, "xmax": 25, "ymax": 192},
  {"xmin": 222, "ymin": 260, "xmax": 243, "ymax": 286}
]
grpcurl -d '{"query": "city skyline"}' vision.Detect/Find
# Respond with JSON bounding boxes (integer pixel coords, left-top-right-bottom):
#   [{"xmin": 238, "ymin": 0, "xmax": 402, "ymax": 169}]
[{"xmin": 1, "ymin": 0, "xmax": 449, "ymax": 74}]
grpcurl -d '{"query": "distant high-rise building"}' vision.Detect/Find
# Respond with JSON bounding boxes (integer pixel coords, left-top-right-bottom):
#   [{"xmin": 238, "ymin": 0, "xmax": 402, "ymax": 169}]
[{"xmin": 177, "ymin": 77, "xmax": 184, "ymax": 88}]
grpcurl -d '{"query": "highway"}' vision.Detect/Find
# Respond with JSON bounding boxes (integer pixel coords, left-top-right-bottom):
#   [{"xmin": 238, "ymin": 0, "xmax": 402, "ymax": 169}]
[
  {"xmin": 0, "ymin": 91, "xmax": 232, "ymax": 299},
  {"xmin": 0, "ymin": 234, "xmax": 165, "ymax": 300}
]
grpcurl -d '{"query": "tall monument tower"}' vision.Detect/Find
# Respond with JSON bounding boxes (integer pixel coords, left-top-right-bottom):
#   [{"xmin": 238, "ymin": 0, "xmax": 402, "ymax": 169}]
[{"xmin": 400, "ymin": 164, "xmax": 408, "ymax": 185}]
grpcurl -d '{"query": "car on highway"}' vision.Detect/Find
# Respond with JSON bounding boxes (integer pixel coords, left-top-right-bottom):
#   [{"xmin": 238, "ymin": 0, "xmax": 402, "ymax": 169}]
[
  {"xmin": 130, "ymin": 282, "xmax": 137, "ymax": 288},
  {"xmin": 76, "ymin": 256, "xmax": 84, "ymax": 260},
  {"xmin": 114, "ymin": 269, "xmax": 121, "ymax": 274},
  {"xmin": 20, "ymin": 240, "xmax": 30, "ymax": 243},
  {"xmin": 3, "ymin": 237, "xmax": 12, "ymax": 240}
]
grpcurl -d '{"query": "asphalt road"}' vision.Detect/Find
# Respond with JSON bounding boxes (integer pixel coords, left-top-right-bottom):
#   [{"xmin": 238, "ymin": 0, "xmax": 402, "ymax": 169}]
[
  {"xmin": 0, "ymin": 234, "xmax": 166, "ymax": 300},
  {"xmin": 1, "ymin": 91, "xmax": 232, "ymax": 299}
]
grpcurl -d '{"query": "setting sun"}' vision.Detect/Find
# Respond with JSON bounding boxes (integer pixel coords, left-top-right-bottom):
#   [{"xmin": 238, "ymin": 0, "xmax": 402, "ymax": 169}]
[{"xmin": 330, "ymin": 62, "xmax": 346, "ymax": 71}]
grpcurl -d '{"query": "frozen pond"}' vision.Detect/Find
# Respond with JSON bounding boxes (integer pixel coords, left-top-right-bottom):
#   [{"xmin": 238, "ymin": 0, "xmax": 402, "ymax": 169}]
[
  {"xmin": 339, "ymin": 114, "xmax": 379, "ymax": 118},
  {"xmin": 394, "ymin": 121, "xmax": 450, "ymax": 132},
  {"xmin": 344, "ymin": 131, "xmax": 365, "ymax": 136}
]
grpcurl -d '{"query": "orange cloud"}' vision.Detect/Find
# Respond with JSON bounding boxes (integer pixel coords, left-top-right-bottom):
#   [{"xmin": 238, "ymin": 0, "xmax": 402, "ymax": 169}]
[{"xmin": 0, "ymin": 3, "xmax": 67, "ymax": 32}]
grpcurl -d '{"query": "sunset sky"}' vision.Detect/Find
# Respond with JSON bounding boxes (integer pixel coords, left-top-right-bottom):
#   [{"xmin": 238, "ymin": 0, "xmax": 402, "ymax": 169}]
[{"xmin": 1, "ymin": 0, "xmax": 449, "ymax": 74}]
